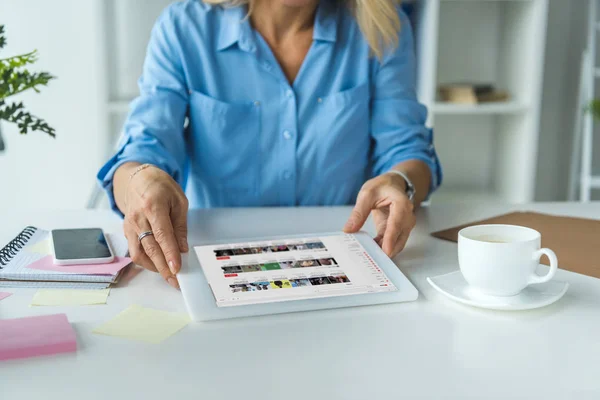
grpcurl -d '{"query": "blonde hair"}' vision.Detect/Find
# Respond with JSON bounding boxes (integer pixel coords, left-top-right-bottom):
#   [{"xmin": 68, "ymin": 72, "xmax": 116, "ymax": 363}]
[{"xmin": 204, "ymin": 0, "xmax": 401, "ymax": 59}]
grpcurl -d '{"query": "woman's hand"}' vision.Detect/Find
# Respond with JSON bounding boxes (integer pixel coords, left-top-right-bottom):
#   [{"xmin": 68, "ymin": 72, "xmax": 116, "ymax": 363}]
[
  {"xmin": 343, "ymin": 172, "xmax": 416, "ymax": 258},
  {"xmin": 115, "ymin": 163, "xmax": 189, "ymax": 289}
]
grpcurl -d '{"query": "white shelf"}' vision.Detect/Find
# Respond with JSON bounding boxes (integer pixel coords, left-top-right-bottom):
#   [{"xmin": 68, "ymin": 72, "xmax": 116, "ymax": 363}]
[
  {"xmin": 432, "ymin": 101, "xmax": 528, "ymax": 115},
  {"xmin": 589, "ymin": 177, "xmax": 600, "ymax": 188},
  {"xmin": 415, "ymin": 0, "xmax": 547, "ymax": 203}
]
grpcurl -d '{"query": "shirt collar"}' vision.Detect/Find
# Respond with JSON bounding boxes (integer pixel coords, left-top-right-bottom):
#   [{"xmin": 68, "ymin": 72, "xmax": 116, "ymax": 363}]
[
  {"xmin": 217, "ymin": 5, "xmax": 256, "ymax": 52},
  {"xmin": 217, "ymin": 2, "xmax": 338, "ymax": 52},
  {"xmin": 313, "ymin": 1, "xmax": 338, "ymax": 43}
]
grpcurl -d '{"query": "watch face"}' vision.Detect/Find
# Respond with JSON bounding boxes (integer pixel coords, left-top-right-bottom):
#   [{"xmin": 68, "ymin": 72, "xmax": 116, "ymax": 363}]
[{"xmin": 405, "ymin": 182, "xmax": 415, "ymax": 201}]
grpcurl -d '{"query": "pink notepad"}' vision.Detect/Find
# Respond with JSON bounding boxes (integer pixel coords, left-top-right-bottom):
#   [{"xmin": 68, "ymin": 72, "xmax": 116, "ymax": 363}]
[
  {"xmin": 0, "ymin": 292, "xmax": 12, "ymax": 301},
  {"xmin": 0, "ymin": 314, "xmax": 77, "ymax": 361},
  {"xmin": 26, "ymin": 255, "xmax": 131, "ymax": 275}
]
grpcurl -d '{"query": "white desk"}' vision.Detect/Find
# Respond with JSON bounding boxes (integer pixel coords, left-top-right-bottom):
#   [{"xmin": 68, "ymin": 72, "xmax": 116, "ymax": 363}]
[{"xmin": 1, "ymin": 203, "xmax": 599, "ymax": 400}]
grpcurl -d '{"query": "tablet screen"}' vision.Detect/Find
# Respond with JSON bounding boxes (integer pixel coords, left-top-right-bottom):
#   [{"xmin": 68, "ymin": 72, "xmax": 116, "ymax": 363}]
[{"xmin": 194, "ymin": 234, "xmax": 398, "ymax": 307}]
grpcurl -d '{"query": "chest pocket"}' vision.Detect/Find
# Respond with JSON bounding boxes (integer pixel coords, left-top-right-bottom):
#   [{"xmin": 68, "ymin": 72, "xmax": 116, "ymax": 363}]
[
  {"xmin": 188, "ymin": 90, "xmax": 261, "ymax": 205},
  {"xmin": 316, "ymin": 83, "xmax": 370, "ymax": 146},
  {"xmin": 320, "ymin": 83, "xmax": 370, "ymax": 110},
  {"xmin": 312, "ymin": 83, "xmax": 371, "ymax": 195}
]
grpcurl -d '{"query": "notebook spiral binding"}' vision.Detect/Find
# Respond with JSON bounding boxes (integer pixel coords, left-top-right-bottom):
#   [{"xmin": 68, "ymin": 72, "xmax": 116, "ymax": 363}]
[{"xmin": 0, "ymin": 226, "xmax": 38, "ymax": 268}]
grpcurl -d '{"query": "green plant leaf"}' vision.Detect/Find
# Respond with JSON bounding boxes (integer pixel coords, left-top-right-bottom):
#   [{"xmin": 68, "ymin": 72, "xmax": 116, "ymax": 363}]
[
  {"xmin": 0, "ymin": 50, "xmax": 39, "ymax": 68},
  {"xmin": 587, "ymin": 99, "xmax": 600, "ymax": 121},
  {"xmin": 0, "ymin": 68, "xmax": 55, "ymax": 100},
  {"xmin": 0, "ymin": 99, "xmax": 56, "ymax": 137},
  {"xmin": 0, "ymin": 25, "xmax": 6, "ymax": 49},
  {"xmin": 0, "ymin": 25, "xmax": 56, "ymax": 136}
]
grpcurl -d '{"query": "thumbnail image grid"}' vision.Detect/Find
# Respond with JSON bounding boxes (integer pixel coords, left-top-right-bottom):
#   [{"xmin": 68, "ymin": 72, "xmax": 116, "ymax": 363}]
[
  {"xmin": 214, "ymin": 240, "xmax": 326, "ymax": 258},
  {"xmin": 221, "ymin": 258, "xmax": 339, "ymax": 276},
  {"xmin": 229, "ymin": 274, "xmax": 350, "ymax": 293}
]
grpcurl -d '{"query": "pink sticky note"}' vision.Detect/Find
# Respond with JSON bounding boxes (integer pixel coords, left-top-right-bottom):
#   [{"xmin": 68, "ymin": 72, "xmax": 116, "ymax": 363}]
[
  {"xmin": 26, "ymin": 255, "xmax": 132, "ymax": 275},
  {"xmin": 0, "ymin": 314, "xmax": 77, "ymax": 361},
  {"xmin": 0, "ymin": 292, "xmax": 12, "ymax": 301}
]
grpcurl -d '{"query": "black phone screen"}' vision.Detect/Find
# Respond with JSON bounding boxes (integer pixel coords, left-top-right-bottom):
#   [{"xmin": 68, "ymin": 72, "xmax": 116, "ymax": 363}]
[{"xmin": 52, "ymin": 228, "xmax": 112, "ymax": 260}]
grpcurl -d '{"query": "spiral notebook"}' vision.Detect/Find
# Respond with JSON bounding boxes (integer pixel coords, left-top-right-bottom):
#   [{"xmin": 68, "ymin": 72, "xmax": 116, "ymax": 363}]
[{"xmin": 0, "ymin": 226, "xmax": 130, "ymax": 288}]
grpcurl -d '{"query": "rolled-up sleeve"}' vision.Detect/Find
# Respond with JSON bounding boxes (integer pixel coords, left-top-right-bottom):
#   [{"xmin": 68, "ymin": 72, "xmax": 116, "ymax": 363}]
[
  {"xmin": 97, "ymin": 8, "xmax": 189, "ymax": 215},
  {"xmin": 370, "ymin": 9, "xmax": 442, "ymax": 196}
]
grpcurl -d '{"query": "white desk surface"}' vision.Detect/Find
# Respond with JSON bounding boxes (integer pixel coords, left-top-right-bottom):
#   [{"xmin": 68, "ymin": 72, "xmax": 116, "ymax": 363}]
[{"xmin": 1, "ymin": 203, "xmax": 599, "ymax": 400}]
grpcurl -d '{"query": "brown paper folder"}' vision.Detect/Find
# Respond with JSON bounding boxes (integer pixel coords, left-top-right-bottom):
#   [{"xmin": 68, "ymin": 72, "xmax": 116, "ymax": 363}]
[{"xmin": 431, "ymin": 212, "xmax": 600, "ymax": 279}]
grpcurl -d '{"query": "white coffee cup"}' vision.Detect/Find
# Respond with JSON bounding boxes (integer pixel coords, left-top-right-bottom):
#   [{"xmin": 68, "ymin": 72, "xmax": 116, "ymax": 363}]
[{"xmin": 458, "ymin": 224, "xmax": 558, "ymax": 296}]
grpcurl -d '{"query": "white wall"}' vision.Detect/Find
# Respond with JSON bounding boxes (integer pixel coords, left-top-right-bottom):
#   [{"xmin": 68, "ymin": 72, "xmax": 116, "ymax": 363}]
[
  {"xmin": 0, "ymin": 0, "xmax": 106, "ymax": 212},
  {"xmin": 110, "ymin": 0, "xmax": 175, "ymax": 100},
  {"xmin": 105, "ymin": 0, "xmax": 175, "ymax": 151}
]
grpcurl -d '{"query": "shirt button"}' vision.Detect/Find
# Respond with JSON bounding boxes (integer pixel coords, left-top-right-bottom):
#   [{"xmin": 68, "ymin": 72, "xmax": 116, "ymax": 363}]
[
  {"xmin": 283, "ymin": 171, "xmax": 292, "ymax": 180},
  {"xmin": 283, "ymin": 130, "xmax": 293, "ymax": 140},
  {"xmin": 286, "ymin": 90, "xmax": 293, "ymax": 98}
]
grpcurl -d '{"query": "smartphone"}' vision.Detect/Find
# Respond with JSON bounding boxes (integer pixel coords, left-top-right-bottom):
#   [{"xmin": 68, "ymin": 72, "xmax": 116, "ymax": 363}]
[{"xmin": 51, "ymin": 228, "xmax": 115, "ymax": 265}]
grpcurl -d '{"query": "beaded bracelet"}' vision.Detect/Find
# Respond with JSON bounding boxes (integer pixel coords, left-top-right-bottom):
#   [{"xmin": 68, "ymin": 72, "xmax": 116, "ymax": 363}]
[{"xmin": 129, "ymin": 163, "xmax": 152, "ymax": 181}]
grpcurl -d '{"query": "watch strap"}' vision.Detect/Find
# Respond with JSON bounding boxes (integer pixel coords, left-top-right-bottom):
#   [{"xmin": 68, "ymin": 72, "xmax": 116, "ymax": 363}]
[{"xmin": 386, "ymin": 170, "xmax": 415, "ymax": 202}]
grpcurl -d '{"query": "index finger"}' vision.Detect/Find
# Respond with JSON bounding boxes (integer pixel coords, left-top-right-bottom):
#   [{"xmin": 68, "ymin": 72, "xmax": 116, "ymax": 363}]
[
  {"xmin": 140, "ymin": 234, "xmax": 179, "ymax": 289},
  {"xmin": 171, "ymin": 196, "xmax": 189, "ymax": 253},
  {"xmin": 149, "ymin": 212, "xmax": 182, "ymax": 275},
  {"xmin": 343, "ymin": 187, "xmax": 376, "ymax": 233},
  {"xmin": 382, "ymin": 202, "xmax": 403, "ymax": 256}
]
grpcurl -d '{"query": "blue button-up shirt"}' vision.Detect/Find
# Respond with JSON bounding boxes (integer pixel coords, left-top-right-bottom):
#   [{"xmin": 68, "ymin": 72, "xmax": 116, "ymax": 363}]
[{"xmin": 98, "ymin": 0, "xmax": 442, "ymax": 213}]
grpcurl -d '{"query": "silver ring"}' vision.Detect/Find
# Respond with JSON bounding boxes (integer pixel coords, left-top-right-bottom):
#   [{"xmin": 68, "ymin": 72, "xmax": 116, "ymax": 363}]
[{"xmin": 138, "ymin": 231, "xmax": 154, "ymax": 243}]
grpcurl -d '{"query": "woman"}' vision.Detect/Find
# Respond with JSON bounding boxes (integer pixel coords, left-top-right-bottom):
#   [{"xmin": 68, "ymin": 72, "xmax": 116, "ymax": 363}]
[{"xmin": 98, "ymin": 0, "xmax": 443, "ymax": 289}]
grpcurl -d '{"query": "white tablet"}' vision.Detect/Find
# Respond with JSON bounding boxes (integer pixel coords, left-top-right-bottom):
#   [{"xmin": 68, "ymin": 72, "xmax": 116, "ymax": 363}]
[{"xmin": 178, "ymin": 231, "xmax": 418, "ymax": 321}]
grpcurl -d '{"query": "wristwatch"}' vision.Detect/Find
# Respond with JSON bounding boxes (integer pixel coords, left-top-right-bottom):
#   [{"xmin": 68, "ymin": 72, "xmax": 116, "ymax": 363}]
[{"xmin": 386, "ymin": 170, "xmax": 415, "ymax": 203}]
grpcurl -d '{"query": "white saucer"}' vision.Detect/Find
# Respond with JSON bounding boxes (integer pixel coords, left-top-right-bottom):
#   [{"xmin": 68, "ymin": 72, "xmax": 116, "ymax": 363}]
[{"xmin": 427, "ymin": 270, "xmax": 569, "ymax": 311}]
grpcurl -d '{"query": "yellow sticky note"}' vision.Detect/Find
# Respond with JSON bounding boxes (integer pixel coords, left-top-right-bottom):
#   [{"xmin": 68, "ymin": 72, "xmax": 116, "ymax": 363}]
[
  {"xmin": 25, "ymin": 239, "xmax": 51, "ymax": 255},
  {"xmin": 31, "ymin": 289, "xmax": 110, "ymax": 306},
  {"xmin": 92, "ymin": 305, "xmax": 191, "ymax": 344}
]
